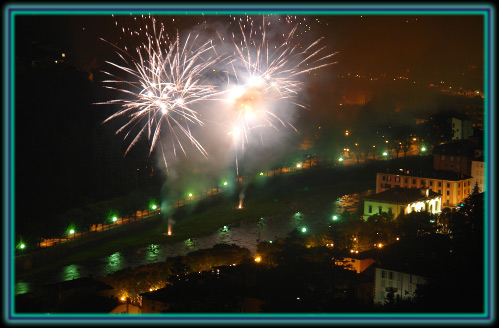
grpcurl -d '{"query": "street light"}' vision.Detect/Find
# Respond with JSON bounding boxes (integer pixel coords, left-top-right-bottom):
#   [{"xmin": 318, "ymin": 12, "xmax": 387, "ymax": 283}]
[
  {"xmin": 332, "ymin": 215, "xmax": 338, "ymax": 221},
  {"xmin": 112, "ymin": 216, "xmax": 118, "ymax": 223},
  {"xmin": 301, "ymin": 227, "xmax": 307, "ymax": 233},
  {"xmin": 223, "ymin": 181, "xmax": 228, "ymax": 186},
  {"xmin": 338, "ymin": 157, "xmax": 343, "ymax": 162}
]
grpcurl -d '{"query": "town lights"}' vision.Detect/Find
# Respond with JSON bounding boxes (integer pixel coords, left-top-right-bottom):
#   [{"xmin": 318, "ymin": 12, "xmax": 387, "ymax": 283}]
[
  {"xmin": 378, "ymin": 243, "xmax": 383, "ymax": 248},
  {"xmin": 254, "ymin": 257, "xmax": 261, "ymax": 263}
]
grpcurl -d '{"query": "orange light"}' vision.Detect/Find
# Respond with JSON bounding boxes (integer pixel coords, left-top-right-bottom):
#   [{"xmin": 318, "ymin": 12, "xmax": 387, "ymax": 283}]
[{"xmin": 254, "ymin": 257, "xmax": 261, "ymax": 262}]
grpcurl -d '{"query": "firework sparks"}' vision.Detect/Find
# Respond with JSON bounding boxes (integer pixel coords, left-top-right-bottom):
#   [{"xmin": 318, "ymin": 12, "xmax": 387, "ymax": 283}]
[{"xmin": 98, "ymin": 17, "xmax": 222, "ymax": 167}]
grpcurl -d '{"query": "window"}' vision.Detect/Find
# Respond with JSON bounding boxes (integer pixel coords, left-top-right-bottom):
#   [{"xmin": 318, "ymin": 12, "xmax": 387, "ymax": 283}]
[
  {"xmin": 382, "ymin": 176, "xmax": 386, "ymax": 181},
  {"xmin": 458, "ymin": 182, "xmax": 460, "ymax": 187},
  {"xmin": 389, "ymin": 272, "xmax": 394, "ymax": 280},
  {"xmin": 378, "ymin": 206, "xmax": 382, "ymax": 214},
  {"xmin": 408, "ymin": 285, "xmax": 413, "ymax": 294},
  {"xmin": 388, "ymin": 207, "xmax": 392, "ymax": 214},
  {"xmin": 450, "ymin": 156, "xmax": 454, "ymax": 161},
  {"xmin": 369, "ymin": 205, "xmax": 372, "ymax": 213},
  {"xmin": 430, "ymin": 181, "xmax": 433, "ymax": 186},
  {"xmin": 447, "ymin": 183, "xmax": 450, "ymax": 188},
  {"xmin": 450, "ymin": 164, "xmax": 454, "ymax": 168},
  {"xmin": 412, "ymin": 179, "xmax": 416, "ymax": 184},
  {"xmin": 388, "ymin": 280, "xmax": 393, "ymax": 287},
  {"xmin": 381, "ymin": 279, "xmax": 386, "ymax": 287},
  {"xmin": 395, "ymin": 177, "xmax": 400, "ymax": 182},
  {"xmin": 438, "ymin": 182, "xmax": 442, "ymax": 187},
  {"xmin": 446, "ymin": 199, "xmax": 449, "ymax": 204},
  {"xmin": 446, "ymin": 191, "xmax": 450, "ymax": 195},
  {"xmin": 387, "ymin": 176, "xmax": 392, "ymax": 181},
  {"xmin": 438, "ymin": 190, "xmax": 441, "ymax": 194},
  {"xmin": 441, "ymin": 155, "xmax": 445, "ymax": 160},
  {"xmin": 405, "ymin": 178, "xmax": 408, "ymax": 183},
  {"xmin": 381, "ymin": 270, "xmax": 386, "ymax": 278},
  {"xmin": 421, "ymin": 179, "xmax": 425, "ymax": 184},
  {"xmin": 397, "ymin": 273, "xmax": 401, "ymax": 281},
  {"xmin": 458, "ymin": 190, "xmax": 460, "ymax": 195},
  {"xmin": 380, "ymin": 291, "xmax": 385, "ymax": 300}
]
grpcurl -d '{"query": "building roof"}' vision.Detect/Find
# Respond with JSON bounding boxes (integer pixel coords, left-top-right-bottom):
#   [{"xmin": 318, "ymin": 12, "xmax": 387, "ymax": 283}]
[
  {"xmin": 380, "ymin": 168, "xmax": 472, "ymax": 181},
  {"xmin": 44, "ymin": 277, "xmax": 114, "ymax": 292},
  {"xmin": 432, "ymin": 139, "xmax": 482, "ymax": 156},
  {"xmin": 365, "ymin": 187, "xmax": 440, "ymax": 204}
]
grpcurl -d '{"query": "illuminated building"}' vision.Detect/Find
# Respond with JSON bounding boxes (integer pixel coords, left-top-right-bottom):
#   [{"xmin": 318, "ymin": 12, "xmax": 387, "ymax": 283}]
[
  {"xmin": 376, "ymin": 170, "xmax": 472, "ymax": 208},
  {"xmin": 364, "ymin": 187, "xmax": 442, "ymax": 220}
]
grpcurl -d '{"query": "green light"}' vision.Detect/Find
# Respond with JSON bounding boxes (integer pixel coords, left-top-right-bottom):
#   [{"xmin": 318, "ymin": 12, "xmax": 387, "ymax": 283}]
[
  {"xmin": 69, "ymin": 229, "xmax": 75, "ymax": 234},
  {"xmin": 301, "ymin": 227, "xmax": 307, "ymax": 233},
  {"xmin": 223, "ymin": 181, "xmax": 228, "ymax": 186},
  {"xmin": 339, "ymin": 157, "xmax": 343, "ymax": 161},
  {"xmin": 383, "ymin": 152, "xmax": 388, "ymax": 156},
  {"xmin": 259, "ymin": 172, "xmax": 264, "ymax": 176},
  {"xmin": 151, "ymin": 205, "xmax": 157, "ymax": 210},
  {"xmin": 188, "ymin": 193, "xmax": 193, "ymax": 197},
  {"xmin": 421, "ymin": 147, "xmax": 427, "ymax": 151},
  {"xmin": 332, "ymin": 215, "xmax": 338, "ymax": 221},
  {"xmin": 113, "ymin": 217, "xmax": 118, "ymax": 222},
  {"xmin": 296, "ymin": 163, "xmax": 302, "ymax": 168},
  {"xmin": 20, "ymin": 243, "xmax": 25, "ymax": 249}
]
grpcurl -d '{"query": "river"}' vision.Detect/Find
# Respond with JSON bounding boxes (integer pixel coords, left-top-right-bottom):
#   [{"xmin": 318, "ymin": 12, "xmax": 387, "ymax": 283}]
[{"xmin": 15, "ymin": 189, "xmax": 372, "ymax": 295}]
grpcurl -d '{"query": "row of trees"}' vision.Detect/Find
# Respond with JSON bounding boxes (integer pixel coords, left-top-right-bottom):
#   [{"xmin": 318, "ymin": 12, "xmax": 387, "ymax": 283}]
[{"xmin": 311, "ymin": 108, "xmax": 463, "ymax": 165}]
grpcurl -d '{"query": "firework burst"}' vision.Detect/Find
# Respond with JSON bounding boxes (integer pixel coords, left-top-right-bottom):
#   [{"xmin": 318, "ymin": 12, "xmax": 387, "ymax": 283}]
[
  {"xmin": 220, "ymin": 15, "xmax": 337, "ymax": 173},
  {"xmin": 98, "ymin": 17, "xmax": 221, "ymax": 167}
]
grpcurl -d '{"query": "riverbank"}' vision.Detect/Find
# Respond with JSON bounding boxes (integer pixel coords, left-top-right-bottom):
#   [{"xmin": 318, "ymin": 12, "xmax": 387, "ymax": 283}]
[{"xmin": 16, "ymin": 166, "xmax": 375, "ymax": 280}]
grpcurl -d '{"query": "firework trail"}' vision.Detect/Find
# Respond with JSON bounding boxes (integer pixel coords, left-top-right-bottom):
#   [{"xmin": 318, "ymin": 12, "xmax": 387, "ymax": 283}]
[
  {"xmin": 97, "ymin": 16, "xmax": 222, "ymax": 169},
  {"xmin": 219, "ymin": 15, "xmax": 337, "ymax": 175}
]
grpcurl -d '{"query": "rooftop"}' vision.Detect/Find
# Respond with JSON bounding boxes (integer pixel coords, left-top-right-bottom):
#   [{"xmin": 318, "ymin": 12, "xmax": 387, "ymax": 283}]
[
  {"xmin": 432, "ymin": 139, "xmax": 482, "ymax": 156},
  {"xmin": 380, "ymin": 168, "xmax": 472, "ymax": 181},
  {"xmin": 365, "ymin": 187, "xmax": 440, "ymax": 204},
  {"xmin": 44, "ymin": 277, "xmax": 114, "ymax": 292}
]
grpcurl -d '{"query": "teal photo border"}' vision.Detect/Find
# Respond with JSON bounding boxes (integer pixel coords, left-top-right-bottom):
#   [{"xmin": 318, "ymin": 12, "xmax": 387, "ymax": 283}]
[{"xmin": 3, "ymin": 3, "xmax": 496, "ymax": 326}]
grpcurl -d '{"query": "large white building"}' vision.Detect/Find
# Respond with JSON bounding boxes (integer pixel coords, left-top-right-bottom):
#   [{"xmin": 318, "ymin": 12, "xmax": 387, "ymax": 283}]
[
  {"xmin": 373, "ymin": 267, "xmax": 427, "ymax": 304},
  {"xmin": 471, "ymin": 159, "xmax": 486, "ymax": 192},
  {"xmin": 364, "ymin": 187, "xmax": 442, "ymax": 220}
]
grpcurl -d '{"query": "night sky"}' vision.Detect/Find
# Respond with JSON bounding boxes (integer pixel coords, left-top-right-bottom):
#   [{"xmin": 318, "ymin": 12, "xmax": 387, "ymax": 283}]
[
  {"xmin": 16, "ymin": 14, "xmax": 483, "ymax": 83},
  {"xmin": 13, "ymin": 11, "xmax": 485, "ymax": 235}
]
